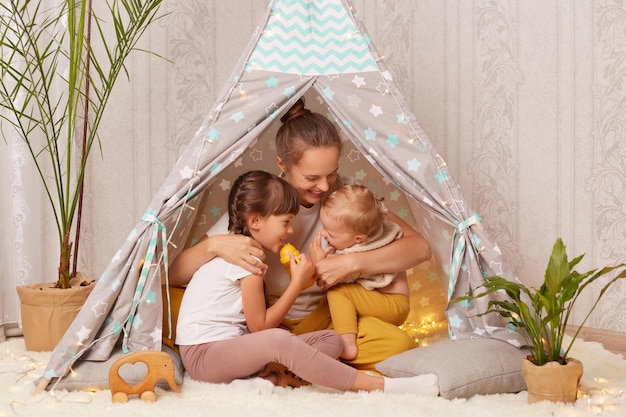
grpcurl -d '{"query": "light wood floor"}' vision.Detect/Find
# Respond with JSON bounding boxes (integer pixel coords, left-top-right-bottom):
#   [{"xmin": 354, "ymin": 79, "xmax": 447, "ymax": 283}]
[{"xmin": 566, "ymin": 325, "xmax": 626, "ymax": 357}]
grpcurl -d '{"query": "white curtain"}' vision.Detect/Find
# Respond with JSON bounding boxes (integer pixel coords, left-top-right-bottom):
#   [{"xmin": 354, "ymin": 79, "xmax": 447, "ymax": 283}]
[
  {"xmin": 1, "ymin": 130, "xmax": 59, "ymax": 325},
  {"xmin": 1, "ymin": 0, "xmax": 68, "ymax": 327}
]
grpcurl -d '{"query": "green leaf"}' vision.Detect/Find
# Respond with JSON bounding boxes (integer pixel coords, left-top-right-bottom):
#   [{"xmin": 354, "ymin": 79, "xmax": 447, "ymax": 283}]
[
  {"xmin": 1, "ymin": 0, "xmax": 164, "ymax": 287},
  {"xmin": 544, "ymin": 238, "xmax": 569, "ymax": 298},
  {"xmin": 451, "ymin": 237, "xmax": 626, "ymax": 366}
]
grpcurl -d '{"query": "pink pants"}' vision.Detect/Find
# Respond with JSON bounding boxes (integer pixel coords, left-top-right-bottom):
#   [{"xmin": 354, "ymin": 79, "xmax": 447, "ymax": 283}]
[{"xmin": 179, "ymin": 328, "xmax": 357, "ymax": 391}]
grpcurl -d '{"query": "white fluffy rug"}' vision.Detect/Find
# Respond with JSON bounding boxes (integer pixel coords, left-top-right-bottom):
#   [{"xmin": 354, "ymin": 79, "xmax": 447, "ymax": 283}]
[{"xmin": 1, "ymin": 336, "xmax": 624, "ymax": 417}]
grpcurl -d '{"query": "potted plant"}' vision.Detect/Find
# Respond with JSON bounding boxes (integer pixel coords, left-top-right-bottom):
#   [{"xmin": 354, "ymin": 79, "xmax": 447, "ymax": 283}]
[
  {"xmin": 453, "ymin": 238, "xmax": 626, "ymax": 403},
  {"xmin": 0, "ymin": 0, "xmax": 163, "ymax": 351}
]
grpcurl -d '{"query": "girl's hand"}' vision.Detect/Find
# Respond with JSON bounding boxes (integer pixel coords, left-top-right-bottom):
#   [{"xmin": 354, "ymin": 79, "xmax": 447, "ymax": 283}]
[
  {"xmin": 210, "ymin": 233, "xmax": 267, "ymax": 275},
  {"xmin": 289, "ymin": 252, "xmax": 315, "ymax": 290},
  {"xmin": 308, "ymin": 231, "xmax": 333, "ymax": 264}
]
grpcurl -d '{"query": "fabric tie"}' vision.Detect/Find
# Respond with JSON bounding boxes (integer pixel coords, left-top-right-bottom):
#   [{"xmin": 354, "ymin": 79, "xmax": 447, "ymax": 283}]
[
  {"xmin": 448, "ymin": 213, "xmax": 481, "ymax": 300},
  {"xmin": 122, "ymin": 209, "xmax": 170, "ymax": 353}
]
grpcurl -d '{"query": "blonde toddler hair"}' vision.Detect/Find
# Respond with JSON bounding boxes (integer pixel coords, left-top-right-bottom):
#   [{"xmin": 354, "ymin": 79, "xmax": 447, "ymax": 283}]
[{"xmin": 322, "ymin": 184, "xmax": 385, "ymax": 241}]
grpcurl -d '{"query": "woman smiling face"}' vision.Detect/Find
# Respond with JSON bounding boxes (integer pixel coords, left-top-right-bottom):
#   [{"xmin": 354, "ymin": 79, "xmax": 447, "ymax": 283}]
[{"xmin": 279, "ymin": 146, "xmax": 340, "ymax": 208}]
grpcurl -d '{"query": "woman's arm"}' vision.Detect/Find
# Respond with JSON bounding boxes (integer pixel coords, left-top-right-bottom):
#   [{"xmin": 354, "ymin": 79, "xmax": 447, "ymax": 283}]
[
  {"xmin": 169, "ymin": 234, "xmax": 267, "ymax": 286},
  {"xmin": 314, "ymin": 212, "xmax": 431, "ymax": 290},
  {"xmin": 242, "ymin": 253, "xmax": 315, "ymax": 332}
]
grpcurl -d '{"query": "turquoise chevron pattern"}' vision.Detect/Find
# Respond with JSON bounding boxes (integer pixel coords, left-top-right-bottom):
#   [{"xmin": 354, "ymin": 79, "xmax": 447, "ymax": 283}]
[{"xmin": 248, "ymin": 0, "xmax": 378, "ymax": 75}]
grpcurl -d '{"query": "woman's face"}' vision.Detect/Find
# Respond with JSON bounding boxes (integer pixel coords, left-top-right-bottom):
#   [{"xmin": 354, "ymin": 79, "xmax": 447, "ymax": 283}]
[{"xmin": 282, "ymin": 146, "xmax": 340, "ymax": 207}]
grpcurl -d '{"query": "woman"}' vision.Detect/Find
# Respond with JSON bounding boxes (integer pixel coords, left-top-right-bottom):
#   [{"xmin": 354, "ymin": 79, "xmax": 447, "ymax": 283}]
[
  {"xmin": 170, "ymin": 98, "xmax": 432, "ymax": 370},
  {"xmin": 176, "ymin": 170, "xmax": 438, "ymax": 395}
]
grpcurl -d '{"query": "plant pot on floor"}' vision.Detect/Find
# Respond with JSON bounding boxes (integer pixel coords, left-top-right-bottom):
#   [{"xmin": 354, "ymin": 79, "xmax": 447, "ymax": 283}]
[
  {"xmin": 16, "ymin": 279, "xmax": 94, "ymax": 352},
  {"xmin": 522, "ymin": 357, "xmax": 583, "ymax": 404}
]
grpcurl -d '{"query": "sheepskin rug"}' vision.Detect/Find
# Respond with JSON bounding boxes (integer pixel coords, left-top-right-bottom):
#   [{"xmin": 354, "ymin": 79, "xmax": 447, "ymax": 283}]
[{"xmin": 1, "ymin": 336, "xmax": 624, "ymax": 417}]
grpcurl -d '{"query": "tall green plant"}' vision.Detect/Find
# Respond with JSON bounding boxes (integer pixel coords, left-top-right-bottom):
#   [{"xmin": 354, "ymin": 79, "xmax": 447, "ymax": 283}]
[
  {"xmin": 0, "ymin": 0, "xmax": 164, "ymax": 288},
  {"xmin": 453, "ymin": 238, "xmax": 626, "ymax": 366}
]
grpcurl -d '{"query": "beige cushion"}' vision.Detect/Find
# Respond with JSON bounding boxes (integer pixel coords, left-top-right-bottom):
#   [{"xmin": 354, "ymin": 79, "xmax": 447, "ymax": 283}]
[{"xmin": 375, "ymin": 338, "xmax": 529, "ymax": 399}]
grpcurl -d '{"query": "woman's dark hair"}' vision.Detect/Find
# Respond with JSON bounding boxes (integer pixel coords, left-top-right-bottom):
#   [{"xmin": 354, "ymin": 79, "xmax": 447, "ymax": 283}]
[
  {"xmin": 228, "ymin": 170, "xmax": 300, "ymax": 236},
  {"xmin": 276, "ymin": 97, "xmax": 342, "ymax": 168}
]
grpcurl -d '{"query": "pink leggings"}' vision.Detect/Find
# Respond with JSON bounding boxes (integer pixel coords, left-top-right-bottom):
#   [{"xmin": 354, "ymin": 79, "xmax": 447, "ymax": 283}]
[{"xmin": 179, "ymin": 329, "xmax": 357, "ymax": 391}]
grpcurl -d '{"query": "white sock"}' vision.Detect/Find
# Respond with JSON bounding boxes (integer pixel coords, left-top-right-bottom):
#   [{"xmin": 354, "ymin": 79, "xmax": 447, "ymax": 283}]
[
  {"xmin": 229, "ymin": 377, "xmax": 275, "ymax": 393},
  {"xmin": 383, "ymin": 373, "xmax": 439, "ymax": 396}
]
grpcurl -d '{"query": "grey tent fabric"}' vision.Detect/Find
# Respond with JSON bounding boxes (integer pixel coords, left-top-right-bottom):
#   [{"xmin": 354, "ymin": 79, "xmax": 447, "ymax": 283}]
[{"xmin": 39, "ymin": 0, "xmax": 524, "ymax": 388}]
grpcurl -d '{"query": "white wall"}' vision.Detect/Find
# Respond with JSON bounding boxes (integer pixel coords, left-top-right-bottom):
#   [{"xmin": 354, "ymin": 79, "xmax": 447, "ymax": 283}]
[{"xmin": 8, "ymin": 0, "xmax": 625, "ymax": 333}]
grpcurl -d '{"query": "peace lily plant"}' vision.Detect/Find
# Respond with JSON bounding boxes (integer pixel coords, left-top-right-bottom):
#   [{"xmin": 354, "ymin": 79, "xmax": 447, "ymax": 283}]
[
  {"xmin": 0, "ymin": 0, "xmax": 164, "ymax": 289},
  {"xmin": 454, "ymin": 238, "xmax": 626, "ymax": 366},
  {"xmin": 454, "ymin": 238, "xmax": 626, "ymax": 403}
]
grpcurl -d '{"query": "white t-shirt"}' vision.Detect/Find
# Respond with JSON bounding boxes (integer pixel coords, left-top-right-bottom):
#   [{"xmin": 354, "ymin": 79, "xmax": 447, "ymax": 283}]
[
  {"xmin": 205, "ymin": 203, "xmax": 324, "ymax": 320},
  {"xmin": 175, "ymin": 257, "xmax": 251, "ymax": 345}
]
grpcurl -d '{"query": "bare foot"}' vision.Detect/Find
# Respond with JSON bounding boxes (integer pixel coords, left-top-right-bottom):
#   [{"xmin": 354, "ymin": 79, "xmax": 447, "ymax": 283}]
[
  {"xmin": 258, "ymin": 362, "xmax": 310, "ymax": 388},
  {"xmin": 339, "ymin": 333, "xmax": 358, "ymax": 360}
]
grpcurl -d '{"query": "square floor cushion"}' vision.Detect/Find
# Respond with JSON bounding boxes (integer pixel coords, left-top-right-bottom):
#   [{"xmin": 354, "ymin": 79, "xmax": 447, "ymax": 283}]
[{"xmin": 376, "ymin": 338, "xmax": 529, "ymax": 399}]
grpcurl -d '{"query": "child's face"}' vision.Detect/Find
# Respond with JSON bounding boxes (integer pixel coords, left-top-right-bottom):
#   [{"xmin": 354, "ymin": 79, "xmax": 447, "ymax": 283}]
[
  {"xmin": 319, "ymin": 206, "xmax": 359, "ymax": 251},
  {"xmin": 252, "ymin": 213, "xmax": 295, "ymax": 253}
]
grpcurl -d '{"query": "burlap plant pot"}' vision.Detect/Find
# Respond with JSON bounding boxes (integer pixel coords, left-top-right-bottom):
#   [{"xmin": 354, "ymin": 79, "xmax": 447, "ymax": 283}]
[
  {"xmin": 521, "ymin": 357, "xmax": 583, "ymax": 404},
  {"xmin": 16, "ymin": 281, "xmax": 94, "ymax": 352}
]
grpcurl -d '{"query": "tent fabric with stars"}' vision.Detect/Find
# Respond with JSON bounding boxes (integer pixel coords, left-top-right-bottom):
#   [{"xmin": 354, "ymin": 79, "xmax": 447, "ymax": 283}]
[{"xmin": 38, "ymin": 0, "xmax": 524, "ymax": 389}]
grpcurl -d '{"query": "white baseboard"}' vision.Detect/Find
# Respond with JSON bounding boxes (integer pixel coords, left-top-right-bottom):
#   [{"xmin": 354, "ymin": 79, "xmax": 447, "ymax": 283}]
[{"xmin": 0, "ymin": 322, "xmax": 22, "ymax": 342}]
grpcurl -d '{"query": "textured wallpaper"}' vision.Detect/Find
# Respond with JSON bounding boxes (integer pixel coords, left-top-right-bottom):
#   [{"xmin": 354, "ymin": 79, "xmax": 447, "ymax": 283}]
[{"xmin": 77, "ymin": 0, "xmax": 626, "ymax": 334}]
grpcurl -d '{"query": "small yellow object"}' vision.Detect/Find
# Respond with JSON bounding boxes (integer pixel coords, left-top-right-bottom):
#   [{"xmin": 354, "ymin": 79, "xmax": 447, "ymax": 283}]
[
  {"xmin": 280, "ymin": 243, "xmax": 314, "ymax": 288},
  {"xmin": 280, "ymin": 243, "xmax": 300, "ymax": 268}
]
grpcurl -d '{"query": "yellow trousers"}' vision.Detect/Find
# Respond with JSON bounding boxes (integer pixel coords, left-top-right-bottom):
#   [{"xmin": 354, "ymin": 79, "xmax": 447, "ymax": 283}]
[
  {"xmin": 281, "ymin": 292, "xmax": 416, "ymax": 372},
  {"xmin": 327, "ymin": 283, "xmax": 410, "ymax": 334}
]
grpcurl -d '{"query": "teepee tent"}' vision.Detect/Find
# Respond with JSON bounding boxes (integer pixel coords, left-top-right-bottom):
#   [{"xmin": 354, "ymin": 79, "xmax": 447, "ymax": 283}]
[{"xmin": 39, "ymin": 0, "xmax": 523, "ymax": 388}]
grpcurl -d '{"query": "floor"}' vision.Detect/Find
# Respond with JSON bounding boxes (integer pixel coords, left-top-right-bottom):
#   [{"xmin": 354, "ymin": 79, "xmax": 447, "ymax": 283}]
[{"xmin": 566, "ymin": 325, "xmax": 626, "ymax": 356}]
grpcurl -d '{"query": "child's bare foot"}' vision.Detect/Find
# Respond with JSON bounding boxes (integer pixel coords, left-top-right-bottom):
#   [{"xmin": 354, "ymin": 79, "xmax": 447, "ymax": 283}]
[{"xmin": 339, "ymin": 333, "xmax": 358, "ymax": 360}]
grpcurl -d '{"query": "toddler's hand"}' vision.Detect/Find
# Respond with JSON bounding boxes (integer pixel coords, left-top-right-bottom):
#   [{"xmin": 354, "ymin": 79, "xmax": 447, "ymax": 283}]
[{"xmin": 308, "ymin": 231, "xmax": 333, "ymax": 264}]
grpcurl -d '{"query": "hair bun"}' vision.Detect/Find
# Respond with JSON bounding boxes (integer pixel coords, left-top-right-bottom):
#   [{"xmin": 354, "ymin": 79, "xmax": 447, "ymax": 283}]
[{"xmin": 281, "ymin": 98, "xmax": 311, "ymax": 124}]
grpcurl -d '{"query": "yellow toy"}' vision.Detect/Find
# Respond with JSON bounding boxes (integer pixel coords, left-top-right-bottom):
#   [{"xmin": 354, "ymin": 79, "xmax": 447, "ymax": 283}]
[
  {"xmin": 280, "ymin": 243, "xmax": 314, "ymax": 288},
  {"xmin": 109, "ymin": 350, "xmax": 182, "ymax": 403}
]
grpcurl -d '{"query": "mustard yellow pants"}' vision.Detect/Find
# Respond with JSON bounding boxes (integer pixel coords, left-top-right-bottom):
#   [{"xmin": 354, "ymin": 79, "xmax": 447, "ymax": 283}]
[
  {"xmin": 282, "ymin": 291, "xmax": 416, "ymax": 372},
  {"xmin": 328, "ymin": 283, "xmax": 410, "ymax": 334}
]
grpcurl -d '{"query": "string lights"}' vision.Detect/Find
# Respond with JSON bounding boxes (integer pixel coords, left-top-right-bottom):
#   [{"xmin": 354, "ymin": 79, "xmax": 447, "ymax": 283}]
[
  {"xmin": 580, "ymin": 377, "xmax": 623, "ymax": 414},
  {"xmin": 401, "ymin": 317, "xmax": 448, "ymax": 347}
]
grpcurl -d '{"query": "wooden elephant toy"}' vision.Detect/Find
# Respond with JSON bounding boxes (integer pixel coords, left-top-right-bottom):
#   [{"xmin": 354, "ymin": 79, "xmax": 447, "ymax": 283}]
[{"xmin": 109, "ymin": 350, "xmax": 182, "ymax": 403}]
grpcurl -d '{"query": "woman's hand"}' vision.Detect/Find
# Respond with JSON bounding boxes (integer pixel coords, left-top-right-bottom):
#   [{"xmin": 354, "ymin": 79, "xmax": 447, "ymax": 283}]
[
  {"xmin": 211, "ymin": 233, "xmax": 267, "ymax": 275},
  {"xmin": 170, "ymin": 233, "xmax": 267, "ymax": 286},
  {"xmin": 314, "ymin": 253, "xmax": 359, "ymax": 290}
]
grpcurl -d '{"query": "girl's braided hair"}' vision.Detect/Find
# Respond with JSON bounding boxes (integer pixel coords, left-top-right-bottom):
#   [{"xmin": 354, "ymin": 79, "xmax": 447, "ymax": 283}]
[{"xmin": 228, "ymin": 170, "xmax": 300, "ymax": 236}]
